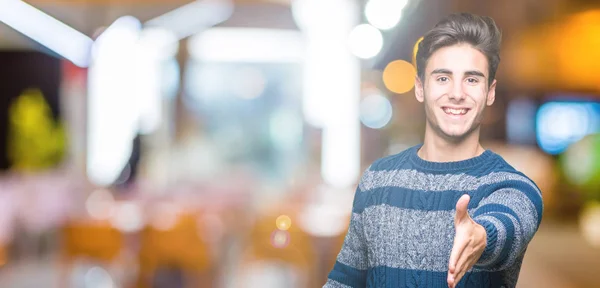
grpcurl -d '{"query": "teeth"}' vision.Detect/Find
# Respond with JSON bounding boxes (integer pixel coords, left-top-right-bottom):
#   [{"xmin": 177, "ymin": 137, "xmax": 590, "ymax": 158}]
[{"xmin": 443, "ymin": 108, "xmax": 468, "ymax": 115}]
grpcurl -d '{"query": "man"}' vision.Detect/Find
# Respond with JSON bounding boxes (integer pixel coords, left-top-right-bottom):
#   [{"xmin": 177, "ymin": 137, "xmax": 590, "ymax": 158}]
[{"xmin": 324, "ymin": 13, "xmax": 543, "ymax": 288}]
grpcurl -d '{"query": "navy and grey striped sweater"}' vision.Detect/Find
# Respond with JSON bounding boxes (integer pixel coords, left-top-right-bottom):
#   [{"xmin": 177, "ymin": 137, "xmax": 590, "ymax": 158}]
[{"xmin": 325, "ymin": 145, "xmax": 543, "ymax": 288}]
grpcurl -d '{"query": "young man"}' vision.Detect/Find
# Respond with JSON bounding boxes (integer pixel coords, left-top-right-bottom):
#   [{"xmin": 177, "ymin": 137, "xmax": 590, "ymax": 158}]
[{"xmin": 324, "ymin": 13, "xmax": 543, "ymax": 288}]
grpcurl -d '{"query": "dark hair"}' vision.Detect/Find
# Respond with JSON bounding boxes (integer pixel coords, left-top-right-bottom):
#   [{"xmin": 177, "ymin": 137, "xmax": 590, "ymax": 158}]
[{"xmin": 416, "ymin": 13, "xmax": 502, "ymax": 86}]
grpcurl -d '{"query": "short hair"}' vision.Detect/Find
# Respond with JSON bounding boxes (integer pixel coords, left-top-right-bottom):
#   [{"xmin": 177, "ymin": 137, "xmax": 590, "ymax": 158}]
[{"xmin": 416, "ymin": 13, "xmax": 502, "ymax": 86}]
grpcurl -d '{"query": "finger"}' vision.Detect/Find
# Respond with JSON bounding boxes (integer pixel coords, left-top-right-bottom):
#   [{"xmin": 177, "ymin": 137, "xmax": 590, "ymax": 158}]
[
  {"xmin": 447, "ymin": 273, "xmax": 454, "ymax": 288},
  {"xmin": 448, "ymin": 236, "xmax": 467, "ymax": 273},
  {"xmin": 453, "ymin": 269, "xmax": 467, "ymax": 288},
  {"xmin": 453, "ymin": 245, "xmax": 472, "ymax": 280},
  {"xmin": 454, "ymin": 194, "xmax": 471, "ymax": 225}
]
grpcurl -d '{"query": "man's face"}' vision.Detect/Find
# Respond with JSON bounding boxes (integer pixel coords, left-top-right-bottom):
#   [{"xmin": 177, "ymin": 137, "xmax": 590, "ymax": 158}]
[{"xmin": 415, "ymin": 44, "xmax": 496, "ymax": 142}]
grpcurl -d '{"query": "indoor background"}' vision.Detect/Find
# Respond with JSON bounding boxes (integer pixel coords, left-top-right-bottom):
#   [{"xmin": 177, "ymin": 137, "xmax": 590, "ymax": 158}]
[{"xmin": 0, "ymin": 0, "xmax": 599, "ymax": 287}]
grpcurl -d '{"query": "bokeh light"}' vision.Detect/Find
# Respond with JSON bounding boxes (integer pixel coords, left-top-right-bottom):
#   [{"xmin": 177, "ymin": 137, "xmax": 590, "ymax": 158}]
[
  {"xmin": 150, "ymin": 202, "xmax": 180, "ymax": 231},
  {"xmin": 580, "ymin": 201, "xmax": 600, "ymax": 248},
  {"xmin": 537, "ymin": 101, "xmax": 600, "ymax": 155},
  {"xmin": 348, "ymin": 24, "xmax": 383, "ymax": 59},
  {"xmin": 360, "ymin": 93, "xmax": 393, "ymax": 129},
  {"xmin": 85, "ymin": 189, "xmax": 115, "ymax": 220},
  {"xmin": 271, "ymin": 230, "xmax": 290, "ymax": 249},
  {"xmin": 109, "ymin": 201, "xmax": 143, "ymax": 233},
  {"xmin": 383, "ymin": 59, "xmax": 416, "ymax": 94},
  {"xmin": 275, "ymin": 215, "xmax": 292, "ymax": 231},
  {"xmin": 364, "ymin": 0, "xmax": 407, "ymax": 30},
  {"xmin": 562, "ymin": 134, "xmax": 600, "ymax": 194},
  {"xmin": 84, "ymin": 266, "xmax": 114, "ymax": 288}
]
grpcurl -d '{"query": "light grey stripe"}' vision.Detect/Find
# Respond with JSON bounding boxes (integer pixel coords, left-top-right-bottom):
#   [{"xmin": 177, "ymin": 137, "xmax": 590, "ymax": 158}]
[
  {"xmin": 495, "ymin": 212, "xmax": 524, "ymax": 271},
  {"xmin": 478, "ymin": 188, "xmax": 539, "ymax": 239},
  {"xmin": 337, "ymin": 213, "xmax": 369, "ymax": 270},
  {"xmin": 360, "ymin": 170, "xmax": 540, "ymax": 197},
  {"xmin": 473, "ymin": 212, "xmax": 523, "ymax": 272},
  {"xmin": 361, "ymin": 204, "xmax": 479, "ymax": 272},
  {"xmin": 323, "ymin": 279, "xmax": 353, "ymax": 288},
  {"xmin": 357, "ymin": 165, "xmax": 373, "ymax": 192},
  {"xmin": 472, "ymin": 215, "xmax": 507, "ymax": 270}
]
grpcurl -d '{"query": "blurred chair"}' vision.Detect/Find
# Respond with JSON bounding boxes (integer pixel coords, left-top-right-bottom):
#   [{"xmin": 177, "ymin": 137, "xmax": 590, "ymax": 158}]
[
  {"xmin": 239, "ymin": 209, "xmax": 319, "ymax": 288},
  {"xmin": 60, "ymin": 220, "xmax": 124, "ymax": 287},
  {"xmin": 136, "ymin": 212, "xmax": 214, "ymax": 288}
]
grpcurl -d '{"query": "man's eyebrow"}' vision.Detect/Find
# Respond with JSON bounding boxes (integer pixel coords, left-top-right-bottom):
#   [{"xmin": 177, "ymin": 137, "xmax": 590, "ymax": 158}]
[
  {"xmin": 464, "ymin": 70, "xmax": 486, "ymax": 78},
  {"xmin": 430, "ymin": 69, "xmax": 487, "ymax": 78},
  {"xmin": 431, "ymin": 69, "xmax": 452, "ymax": 75}
]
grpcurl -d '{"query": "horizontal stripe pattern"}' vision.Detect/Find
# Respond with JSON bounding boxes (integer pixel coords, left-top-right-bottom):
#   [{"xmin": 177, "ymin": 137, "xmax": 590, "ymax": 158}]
[
  {"xmin": 353, "ymin": 180, "xmax": 543, "ymax": 213},
  {"xmin": 327, "ymin": 261, "xmax": 367, "ymax": 287},
  {"xmin": 323, "ymin": 278, "xmax": 354, "ymax": 288},
  {"xmin": 326, "ymin": 147, "xmax": 540, "ymax": 287},
  {"xmin": 362, "ymin": 204, "xmax": 465, "ymax": 271},
  {"xmin": 477, "ymin": 188, "xmax": 540, "ymax": 235},
  {"xmin": 359, "ymin": 169, "xmax": 540, "ymax": 197},
  {"xmin": 473, "ymin": 215, "xmax": 506, "ymax": 268},
  {"xmin": 366, "ymin": 266, "xmax": 505, "ymax": 288}
]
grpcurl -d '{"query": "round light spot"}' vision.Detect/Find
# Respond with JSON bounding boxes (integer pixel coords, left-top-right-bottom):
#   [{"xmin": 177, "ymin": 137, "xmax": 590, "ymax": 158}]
[
  {"xmin": 580, "ymin": 202, "xmax": 600, "ymax": 248},
  {"xmin": 85, "ymin": 189, "xmax": 115, "ymax": 220},
  {"xmin": 360, "ymin": 94, "xmax": 393, "ymax": 129},
  {"xmin": 348, "ymin": 24, "xmax": 383, "ymax": 59},
  {"xmin": 364, "ymin": 0, "xmax": 407, "ymax": 30},
  {"xmin": 275, "ymin": 215, "xmax": 292, "ymax": 231},
  {"xmin": 271, "ymin": 230, "xmax": 290, "ymax": 249},
  {"xmin": 151, "ymin": 203, "xmax": 180, "ymax": 231},
  {"xmin": 110, "ymin": 201, "xmax": 143, "ymax": 233},
  {"xmin": 84, "ymin": 266, "xmax": 114, "ymax": 288},
  {"xmin": 383, "ymin": 59, "xmax": 416, "ymax": 94}
]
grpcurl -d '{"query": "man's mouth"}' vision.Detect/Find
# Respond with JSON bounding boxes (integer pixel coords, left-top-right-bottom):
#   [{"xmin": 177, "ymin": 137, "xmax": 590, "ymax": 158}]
[{"xmin": 442, "ymin": 107, "xmax": 470, "ymax": 116}]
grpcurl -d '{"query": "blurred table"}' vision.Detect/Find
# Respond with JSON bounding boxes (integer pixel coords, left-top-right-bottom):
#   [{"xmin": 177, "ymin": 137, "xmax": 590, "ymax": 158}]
[{"xmin": 518, "ymin": 219, "xmax": 600, "ymax": 288}]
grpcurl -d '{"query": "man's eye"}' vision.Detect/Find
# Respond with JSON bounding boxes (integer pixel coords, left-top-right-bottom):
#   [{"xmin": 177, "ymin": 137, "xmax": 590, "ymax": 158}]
[
  {"xmin": 437, "ymin": 77, "xmax": 449, "ymax": 82},
  {"xmin": 466, "ymin": 78, "xmax": 479, "ymax": 84}
]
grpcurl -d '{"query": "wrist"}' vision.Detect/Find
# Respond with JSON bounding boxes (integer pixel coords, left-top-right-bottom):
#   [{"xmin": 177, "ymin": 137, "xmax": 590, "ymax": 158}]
[
  {"xmin": 473, "ymin": 219, "xmax": 498, "ymax": 267},
  {"xmin": 474, "ymin": 222, "xmax": 487, "ymax": 252}
]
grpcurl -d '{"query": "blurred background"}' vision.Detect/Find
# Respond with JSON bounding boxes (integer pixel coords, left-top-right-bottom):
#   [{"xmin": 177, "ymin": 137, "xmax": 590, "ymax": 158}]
[{"xmin": 0, "ymin": 0, "xmax": 599, "ymax": 287}]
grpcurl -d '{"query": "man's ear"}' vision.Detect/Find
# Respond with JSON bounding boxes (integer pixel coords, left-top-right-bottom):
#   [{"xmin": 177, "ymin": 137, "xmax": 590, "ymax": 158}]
[
  {"xmin": 486, "ymin": 79, "xmax": 497, "ymax": 106},
  {"xmin": 415, "ymin": 76, "xmax": 424, "ymax": 103}
]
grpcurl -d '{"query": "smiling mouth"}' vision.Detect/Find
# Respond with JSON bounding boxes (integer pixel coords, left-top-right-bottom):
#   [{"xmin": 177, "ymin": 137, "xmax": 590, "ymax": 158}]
[{"xmin": 442, "ymin": 107, "xmax": 470, "ymax": 116}]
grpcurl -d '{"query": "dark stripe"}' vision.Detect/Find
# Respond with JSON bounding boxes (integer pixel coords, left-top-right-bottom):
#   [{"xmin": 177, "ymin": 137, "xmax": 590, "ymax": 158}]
[
  {"xmin": 473, "ymin": 204, "xmax": 522, "ymax": 225},
  {"xmin": 354, "ymin": 180, "xmax": 542, "ymax": 214},
  {"xmin": 475, "ymin": 219, "xmax": 498, "ymax": 262},
  {"xmin": 484, "ymin": 212, "xmax": 516, "ymax": 267},
  {"xmin": 328, "ymin": 261, "xmax": 367, "ymax": 287},
  {"xmin": 361, "ymin": 266, "xmax": 506, "ymax": 288},
  {"xmin": 481, "ymin": 181, "xmax": 543, "ymax": 226}
]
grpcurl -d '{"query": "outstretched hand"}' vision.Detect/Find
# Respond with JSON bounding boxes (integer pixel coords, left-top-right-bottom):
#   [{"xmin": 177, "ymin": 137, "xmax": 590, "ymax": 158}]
[{"xmin": 447, "ymin": 194, "xmax": 487, "ymax": 288}]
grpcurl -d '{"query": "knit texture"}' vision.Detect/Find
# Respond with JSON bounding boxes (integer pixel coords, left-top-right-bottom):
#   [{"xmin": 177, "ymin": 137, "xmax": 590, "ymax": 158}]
[{"xmin": 324, "ymin": 145, "xmax": 543, "ymax": 288}]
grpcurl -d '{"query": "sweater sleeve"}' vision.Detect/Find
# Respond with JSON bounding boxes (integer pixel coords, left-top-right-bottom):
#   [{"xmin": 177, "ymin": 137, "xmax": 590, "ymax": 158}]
[
  {"xmin": 324, "ymin": 173, "xmax": 370, "ymax": 287},
  {"xmin": 472, "ymin": 175, "xmax": 543, "ymax": 270}
]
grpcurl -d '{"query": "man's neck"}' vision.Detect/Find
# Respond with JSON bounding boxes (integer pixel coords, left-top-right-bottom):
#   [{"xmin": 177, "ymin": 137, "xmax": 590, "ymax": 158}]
[{"xmin": 418, "ymin": 126, "xmax": 485, "ymax": 163}]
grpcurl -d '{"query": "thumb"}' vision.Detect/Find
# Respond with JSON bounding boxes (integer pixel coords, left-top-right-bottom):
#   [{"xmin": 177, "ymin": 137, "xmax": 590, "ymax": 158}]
[{"xmin": 454, "ymin": 194, "xmax": 471, "ymax": 225}]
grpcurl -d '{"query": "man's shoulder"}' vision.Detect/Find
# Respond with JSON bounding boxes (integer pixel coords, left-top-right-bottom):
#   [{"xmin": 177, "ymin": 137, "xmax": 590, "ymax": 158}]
[
  {"xmin": 483, "ymin": 150, "xmax": 540, "ymax": 192},
  {"xmin": 366, "ymin": 145, "xmax": 417, "ymax": 172}
]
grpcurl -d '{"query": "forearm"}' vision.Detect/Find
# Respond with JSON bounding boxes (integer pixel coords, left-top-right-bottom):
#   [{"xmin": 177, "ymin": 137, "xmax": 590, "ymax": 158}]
[{"xmin": 472, "ymin": 185, "xmax": 543, "ymax": 269}]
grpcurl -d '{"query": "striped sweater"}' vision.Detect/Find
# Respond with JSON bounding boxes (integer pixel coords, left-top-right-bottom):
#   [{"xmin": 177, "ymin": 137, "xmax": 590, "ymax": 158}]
[{"xmin": 325, "ymin": 145, "xmax": 543, "ymax": 288}]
